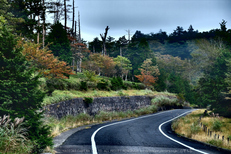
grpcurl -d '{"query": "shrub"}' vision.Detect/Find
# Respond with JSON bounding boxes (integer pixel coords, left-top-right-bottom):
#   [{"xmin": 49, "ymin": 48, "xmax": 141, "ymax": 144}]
[
  {"xmin": 97, "ymin": 79, "xmax": 110, "ymax": 91},
  {"xmin": 80, "ymin": 81, "xmax": 88, "ymax": 91},
  {"xmin": 111, "ymin": 77, "xmax": 127, "ymax": 90},
  {"xmin": 84, "ymin": 97, "xmax": 93, "ymax": 104},
  {"xmin": 46, "ymin": 78, "xmax": 68, "ymax": 91},
  {"xmin": 136, "ymin": 83, "xmax": 146, "ymax": 90},
  {"xmin": 151, "ymin": 95, "xmax": 178, "ymax": 107},
  {"xmin": 190, "ymin": 122, "xmax": 200, "ymax": 135},
  {"xmin": 206, "ymin": 139, "xmax": 223, "ymax": 147},
  {"xmin": 0, "ymin": 115, "xmax": 34, "ymax": 154},
  {"xmin": 212, "ymin": 119, "xmax": 223, "ymax": 131},
  {"xmin": 124, "ymin": 81, "xmax": 134, "ymax": 89},
  {"xmin": 87, "ymin": 81, "xmax": 97, "ymax": 89}
]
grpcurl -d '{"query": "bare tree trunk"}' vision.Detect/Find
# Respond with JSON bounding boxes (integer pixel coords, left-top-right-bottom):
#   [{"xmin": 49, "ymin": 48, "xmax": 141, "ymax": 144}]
[
  {"xmin": 37, "ymin": 16, "xmax": 40, "ymax": 44},
  {"xmin": 100, "ymin": 26, "xmax": 109, "ymax": 56},
  {"xmin": 79, "ymin": 58, "xmax": 82, "ymax": 72},
  {"xmin": 126, "ymin": 29, "xmax": 131, "ymax": 43},
  {"xmin": 120, "ymin": 46, "xmax": 122, "ymax": 56},
  {"xmin": 78, "ymin": 11, "xmax": 81, "ymax": 43},
  {"xmin": 42, "ymin": 0, "xmax": 45, "ymax": 48},
  {"xmin": 72, "ymin": 57, "xmax": 74, "ymax": 71},
  {"xmin": 64, "ymin": 0, "xmax": 67, "ymax": 30},
  {"xmin": 93, "ymin": 46, "xmax": 95, "ymax": 53},
  {"xmin": 72, "ymin": 0, "xmax": 75, "ymax": 35}
]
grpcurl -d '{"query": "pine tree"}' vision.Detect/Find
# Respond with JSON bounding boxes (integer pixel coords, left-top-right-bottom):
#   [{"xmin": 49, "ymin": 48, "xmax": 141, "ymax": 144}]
[
  {"xmin": 0, "ymin": 17, "xmax": 53, "ymax": 153},
  {"xmin": 46, "ymin": 21, "xmax": 71, "ymax": 64}
]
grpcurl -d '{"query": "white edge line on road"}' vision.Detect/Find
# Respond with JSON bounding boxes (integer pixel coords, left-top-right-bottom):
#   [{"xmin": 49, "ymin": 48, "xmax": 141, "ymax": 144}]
[
  {"xmin": 158, "ymin": 110, "xmax": 208, "ymax": 154},
  {"xmin": 91, "ymin": 109, "xmax": 182, "ymax": 154}
]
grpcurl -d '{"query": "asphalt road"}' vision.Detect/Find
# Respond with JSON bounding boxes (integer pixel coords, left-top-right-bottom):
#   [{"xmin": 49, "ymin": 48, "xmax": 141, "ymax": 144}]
[{"xmin": 55, "ymin": 109, "xmax": 229, "ymax": 154}]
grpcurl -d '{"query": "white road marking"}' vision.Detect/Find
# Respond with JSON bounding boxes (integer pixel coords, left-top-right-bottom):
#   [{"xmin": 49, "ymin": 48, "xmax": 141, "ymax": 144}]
[
  {"xmin": 91, "ymin": 109, "xmax": 181, "ymax": 154},
  {"xmin": 158, "ymin": 110, "xmax": 208, "ymax": 154}
]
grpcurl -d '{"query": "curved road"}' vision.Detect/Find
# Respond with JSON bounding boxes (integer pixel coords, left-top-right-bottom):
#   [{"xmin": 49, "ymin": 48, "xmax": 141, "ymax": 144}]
[{"xmin": 55, "ymin": 109, "xmax": 227, "ymax": 154}]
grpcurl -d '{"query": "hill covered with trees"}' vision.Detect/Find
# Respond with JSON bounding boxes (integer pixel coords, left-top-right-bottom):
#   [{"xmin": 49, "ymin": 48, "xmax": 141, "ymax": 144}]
[{"xmin": 1, "ymin": 0, "xmax": 231, "ymax": 152}]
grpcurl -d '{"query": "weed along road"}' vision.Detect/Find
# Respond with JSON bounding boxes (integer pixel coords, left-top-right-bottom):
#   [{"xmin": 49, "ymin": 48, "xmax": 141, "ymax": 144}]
[{"xmin": 55, "ymin": 109, "xmax": 226, "ymax": 154}]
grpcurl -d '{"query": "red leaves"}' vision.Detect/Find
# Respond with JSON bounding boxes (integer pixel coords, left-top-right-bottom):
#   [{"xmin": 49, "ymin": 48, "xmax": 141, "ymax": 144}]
[
  {"xmin": 135, "ymin": 70, "xmax": 158, "ymax": 87},
  {"xmin": 17, "ymin": 39, "xmax": 73, "ymax": 79}
]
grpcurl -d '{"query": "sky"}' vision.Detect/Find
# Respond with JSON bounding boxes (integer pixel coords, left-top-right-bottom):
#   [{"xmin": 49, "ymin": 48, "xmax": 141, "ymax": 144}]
[{"xmin": 63, "ymin": 0, "xmax": 231, "ymax": 42}]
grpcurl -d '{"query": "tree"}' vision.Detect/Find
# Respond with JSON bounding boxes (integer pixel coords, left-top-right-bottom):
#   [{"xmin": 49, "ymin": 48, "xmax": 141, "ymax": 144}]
[
  {"xmin": 125, "ymin": 37, "xmax": 152, "ymax": 80},
  {"xmin": 135, "ymin": 58, "xmax": 160, "ymax": 88},
  {"xmin": 9, "ymin": 0, "xmax": 45, "ymax": 40},
  {"xmin": 116, "ymin": 35, "xmax": 128, "ymax": 56},
  {"xmin": 82, "ymin": 53, "xmax": 115, "ymax": 77},
  {"xmin": 196, "ymin": 50, "xmax": 231, "ymax": 112},
  {"xmin": 17, "ymin": 39, "xmax": 74, "ymax": 79},
  {"xmin": 71, "ymin": 42, "xmax": 90, "ymax": 73},
  {"xmin": 0, "ymin": 16, "xmax": 53, "ymax": 153},
  {"xmin": 113, "ymin": 56, "xmax": 132, "ymax": 80},
  {"xmin": 46, "ymin": 21, "xmax": 71, "ymax": 64},
  {"xmin": 100, "ymin": 26, "xmax": 110, "ymax": 55},
  {"xmin": 89, "ymin": 37, "xmax": 102, "ymax": 53}
]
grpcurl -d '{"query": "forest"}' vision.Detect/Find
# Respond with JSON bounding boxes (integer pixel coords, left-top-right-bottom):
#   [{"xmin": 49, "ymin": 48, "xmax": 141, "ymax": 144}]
[{"xmin": 0, "ymin": 0, "xmax": 231, "ymax": 153}]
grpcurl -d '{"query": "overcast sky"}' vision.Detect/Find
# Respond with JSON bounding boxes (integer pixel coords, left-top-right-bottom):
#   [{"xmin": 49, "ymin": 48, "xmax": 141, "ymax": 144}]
[{"xmin": 65, "ymin": 0, "xmax": 231, "ymax": 42}]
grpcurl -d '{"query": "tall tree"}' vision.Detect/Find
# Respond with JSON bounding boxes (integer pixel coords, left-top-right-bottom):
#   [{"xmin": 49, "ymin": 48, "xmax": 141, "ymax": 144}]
[
  {"xmin": 100, "ymin": 26, "xmax": 109, "ymax": 55},
  {"xmin": 46, "ymin": 21, "xmax": 71, "ymax": 64},
  {"xmin": 0, "ymin": 16, "xmax": 53, "ymax": 153},
  {"xmin": 113, "ymin": 56, "xmax": 132, "ymax": 80},
  {"xmin": 135, "ymin": 58, "xmax": 160, "ymax": 88}
]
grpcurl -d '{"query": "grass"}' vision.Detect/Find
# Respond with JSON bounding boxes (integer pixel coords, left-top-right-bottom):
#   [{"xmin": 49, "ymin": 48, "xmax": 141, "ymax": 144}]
[
  {"xmin": 42, "ymin": 89, "xmax": 176, "ymax": 106},
  {"xmin": 172, "ymin": 109, "xmax": 231, "ymax": 150},
  {"xmin": 43, "ymin": 104, "xmax": 159, "ymax": 138},
  {"xmin": 0, "ymin": 115, "xmax": 34, "ymax": 154}
]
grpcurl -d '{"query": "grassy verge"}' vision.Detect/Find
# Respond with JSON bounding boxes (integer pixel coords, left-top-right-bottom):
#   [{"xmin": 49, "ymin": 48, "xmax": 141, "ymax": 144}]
[
  {"xmin": 41, "ymin": 94, "xmax": 184, "ymax": 153},
  {"xmin": 172, "ymin": 109, "xmax": 231, "ymax": 150},
  {"xmin": 42, "ymin": 89, "xmax": 176, "ymax": 106},
  {"xmin": 44, "ymin": 104, "xmax": 159, "ymax": 137}
]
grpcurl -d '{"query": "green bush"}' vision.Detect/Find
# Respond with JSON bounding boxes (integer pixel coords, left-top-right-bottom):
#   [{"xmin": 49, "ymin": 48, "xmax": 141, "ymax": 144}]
[
  {"xmin": 124, "ymin": 81, "xmax": 134, "ymax": 89},
  {"xmin": 46, "ymin": 78, "xmax": 68, "ymax": 91},
  {"xmin": 212, "ymin": 119, "xmax": 223, "ymax": 131},
  {"xmin": 190, "ymin": 122, "xmax": 200, "ymax": 134},
  {"xmin": 87, "ymin": 81, "xmax": 97, "ymax": 89},
  {"xmin": 136, "ymin": 83, "xmax": 146, "ymax": 90},
  {"xmin": 97, "ymin": 79, "xmax": 110, "ymax": 91},
  {"xmin": 111, "ymin": 77, "xmax": 127, "ymax": 90},
  {"xmin": 80, "ymin": 81, "xmax": 88, "ymax": 91},
  {"xmin": 84, "ymin": 97, "xmax": 93, "ymax": 104},
  {"xmin": 151, "ymin": 95, "xmax": 179, "ymax": 107},
  {"xmin": 206, "ymin": 139, "xmax": 223, "ymax": 147}
]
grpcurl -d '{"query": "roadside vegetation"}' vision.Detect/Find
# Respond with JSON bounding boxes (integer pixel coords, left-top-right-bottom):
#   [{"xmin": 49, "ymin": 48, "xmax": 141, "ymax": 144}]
[
  {"xmin": 172, "ymin": 109, "xmax": 231, "ymax": 150},
  {"xmin": 1, "ymin": 0, "xmax": 231, "ymax": 153},
  {"xmin": 45, "ymin": 94, "xmax": 184, "ymax": 138}
]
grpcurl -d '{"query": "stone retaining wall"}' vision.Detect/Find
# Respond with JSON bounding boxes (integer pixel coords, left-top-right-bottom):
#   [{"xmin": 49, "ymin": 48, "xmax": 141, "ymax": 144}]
[{"xmin": 44, "ymin": 96, "xmax": 154, "ymax": 119}]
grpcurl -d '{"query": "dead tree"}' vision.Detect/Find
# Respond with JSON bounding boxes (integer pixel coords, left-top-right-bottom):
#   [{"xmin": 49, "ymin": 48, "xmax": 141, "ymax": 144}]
[{"xmin": 100, "ymin": 26, "xmax": 109, "ymax": 56}]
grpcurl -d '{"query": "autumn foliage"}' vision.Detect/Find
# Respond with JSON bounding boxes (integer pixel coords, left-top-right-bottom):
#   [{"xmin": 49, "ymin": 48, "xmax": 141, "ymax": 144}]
[
  {"xmin": 82, "ymin": 53, "xmax": 115, "ymax": 76},
  {"xmin": 17, "ymin": 39, "xmax": 74, "ymax": 79},
  {"xmin": 135, "ymin": 70, "xmax": 158, "ymax": 87},
  {"xmin": 135, "ymin": 58, "xmax": 160, "ymax": 87}
]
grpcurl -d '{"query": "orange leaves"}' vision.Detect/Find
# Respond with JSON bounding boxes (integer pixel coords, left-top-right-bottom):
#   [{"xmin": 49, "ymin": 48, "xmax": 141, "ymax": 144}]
[
  {"xmin": 17, "ymin": 39, "xmax": 73, "ymax": 79},
  {"xmin": 135, "ymin": 70, "xmax": 158, "ymax": 87},
  {"xmin": 82, "ymin": 53, "xmax": 115, "ymax": 76},
  {"xmin": 135, "ymin": 58, "xmax": 160, "ymax": 87}
]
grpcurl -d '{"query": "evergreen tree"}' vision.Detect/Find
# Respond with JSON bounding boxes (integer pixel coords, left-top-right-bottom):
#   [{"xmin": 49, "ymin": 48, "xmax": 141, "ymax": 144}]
[
  {"xmin": 197, "ymin": 50, "xmax": 231, "ymax": 110},
  {"xmin": 46, "ymin": 21, "xmax": 71, "ymax": 64},
  {"xmin": 0, "ymin": 16, "xmax": 53, "ymax": 153}
]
